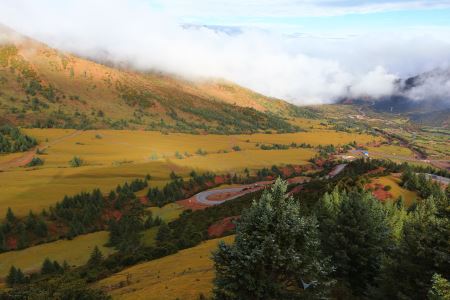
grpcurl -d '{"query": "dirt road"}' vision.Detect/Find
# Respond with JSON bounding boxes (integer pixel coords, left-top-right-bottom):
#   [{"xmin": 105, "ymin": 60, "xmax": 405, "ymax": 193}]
[{"xmin": 0, "ymin": 130, "xmax": 82, "ymax": 171}]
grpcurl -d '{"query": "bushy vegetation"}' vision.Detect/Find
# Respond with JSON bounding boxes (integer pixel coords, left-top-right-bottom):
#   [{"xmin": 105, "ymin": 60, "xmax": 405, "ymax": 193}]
[
  {"xmin": 69, "ymin": 156, "xmax": 83, "ymax": 167},
  {"xmin": 0, "ymin": 124, "xmax": 37, "ymax": 153},
  {"xmin": 26, "ymin": 156, "xmax": 44, "ymax": 167}
]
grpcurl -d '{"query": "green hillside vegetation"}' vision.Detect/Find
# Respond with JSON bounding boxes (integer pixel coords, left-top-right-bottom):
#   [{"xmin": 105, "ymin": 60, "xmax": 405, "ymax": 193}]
[
  {"xmin": 0, "ymin": 124, "xmax": 36, "ymax": 153},
  {"xmin": 0, "ymin": 28, "xmax": 316, "ymax": 134}
]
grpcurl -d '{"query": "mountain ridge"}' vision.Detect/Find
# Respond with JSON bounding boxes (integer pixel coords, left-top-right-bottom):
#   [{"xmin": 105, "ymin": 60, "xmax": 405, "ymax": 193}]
[{"xmin": 0, "ymin": 25, "xmax": 314, "ymax": 134}]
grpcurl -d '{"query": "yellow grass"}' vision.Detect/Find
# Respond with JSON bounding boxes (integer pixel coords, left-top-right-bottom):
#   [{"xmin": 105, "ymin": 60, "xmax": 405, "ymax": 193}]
[
  {"xmin": 1, "ymin": 129, "xmax": 382, "ymax": 217},
  {"xmin": 368, "ymin": 145, "xmax": 414, "ymax": 157},
  {"xmin": 374, "ymin": 175, "xmax": 418, "ymax": 206},
  {"xmin": 0, "ymin": 231, "xmax": 115, "ymax": 277},
  {"xmin": 0, "ymin": 161, "xmax": 178, "ymax": 216},
  {"xmin": 173, "ymin": 148, "xmax": 315, "ymax": 172},
  {"xmin": 96, "ymin": 236, "xmax": 234, "ymax": 300},
  {"xmin": 148, "ymin": 203, "xmax": 185, "ymax": 223},
  {"xmin": 236, "ymin": 130, "xmax": 382, "ymax": 147}
]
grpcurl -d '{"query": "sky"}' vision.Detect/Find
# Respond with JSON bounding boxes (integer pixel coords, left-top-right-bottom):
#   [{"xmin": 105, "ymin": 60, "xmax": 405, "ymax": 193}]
[{"xmin": 0, "ymin": 0, "xmax": 450, "ymax": 104}]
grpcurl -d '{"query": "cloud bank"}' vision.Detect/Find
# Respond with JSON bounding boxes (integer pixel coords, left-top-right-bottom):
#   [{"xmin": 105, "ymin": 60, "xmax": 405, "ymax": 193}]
[{"xmin": 0, "ymin": 0, "xmax": 450, "ymax": 105}]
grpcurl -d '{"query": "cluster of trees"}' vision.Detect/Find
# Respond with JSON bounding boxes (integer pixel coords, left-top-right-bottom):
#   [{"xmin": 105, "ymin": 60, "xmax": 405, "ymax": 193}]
[
  {"xmin": 147, "ymin": 171, "xmax": 215, "ymax": 207},
  {"xmin": 108, "ymin": 199, "xmax": 146, "ymax": 252},
  {"xmin": 213, "ymin": 178, "xmax": 450, "ymax": 299},
  {"xmin": 0, "ymin": 124, "xmax": 37, "ymax": 153},
  {"xmin": 0, "ymin": 208, "xmax": 48, "ymax": 251},
  {"xmin": 258, "ymin": 142, "xmax": 313, "ymax": 151},
  {"xmin": 1, "ymin": 177, "xmax": 149, "ymax": 252},
  {"xmin": 401, "ymin": 168, "xmax": 448, "ymax": 199},
  {"xmin": 3, "ymin": 250, "xmax": 110, "ymax": 299},
  {"xmin": 50, "ymin": 189, "xmax": 105, "ymax": 238}
]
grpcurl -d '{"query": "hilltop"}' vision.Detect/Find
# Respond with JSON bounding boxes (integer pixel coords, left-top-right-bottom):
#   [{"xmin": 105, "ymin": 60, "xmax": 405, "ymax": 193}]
[{"xmin": 0, "ymin": 25, "xmax": 315, "ymax": 134}]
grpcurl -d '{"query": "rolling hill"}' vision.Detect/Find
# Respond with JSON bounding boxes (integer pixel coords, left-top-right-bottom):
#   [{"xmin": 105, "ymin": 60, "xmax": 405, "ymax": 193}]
[{"xmin": 0, "ymin": 24, "xmax": 318, "ymax": 134}]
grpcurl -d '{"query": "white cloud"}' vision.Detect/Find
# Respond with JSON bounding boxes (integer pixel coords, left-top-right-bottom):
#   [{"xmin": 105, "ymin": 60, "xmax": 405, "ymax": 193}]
[
  {"xmin": 350, "ymin": 66, "xmax": 397, "ymax": 98},
  {"xmin": 0, "ymin": 0, "xmax": 449, "ymax": 105}
]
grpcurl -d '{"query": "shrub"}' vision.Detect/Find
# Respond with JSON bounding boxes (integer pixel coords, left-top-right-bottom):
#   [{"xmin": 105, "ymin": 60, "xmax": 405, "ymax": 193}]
[
  {"xmin": 26, "ymin": 157, "xmax": 44, "ymax": 167},
  {"xmin": 69, "ymin": 156, "xmax": 83, "ymax": 167}
]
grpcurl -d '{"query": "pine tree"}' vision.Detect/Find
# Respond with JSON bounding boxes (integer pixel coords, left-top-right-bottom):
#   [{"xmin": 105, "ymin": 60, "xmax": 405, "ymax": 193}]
[
  {"xmin": 6, "ymin": 266, "xmax": 17, "ymax": 287},
  {"xmin": 41, "ymin": 258, "xmax": 55, "ymax": 274},
  {"xmin": 213, "ymin": 178, "xmax": 333, "ymax": 299},
  {"xmin": 156, "ymin": 223, "xmax": 171, "ymax": 244},
  {"xmin": 320, "ymin": 190, "xmax": 392, "ymax": 296},
  {"xmin": 383, "ymin": 196, "xmax": 450, "ymax": 299},
  {"xmin": 6, "ymin": 207, "xmax": 15, "ymax": 223},
  {"xmin": 88, "ymin": 246, "xmax": 103, "ymax": 266}
]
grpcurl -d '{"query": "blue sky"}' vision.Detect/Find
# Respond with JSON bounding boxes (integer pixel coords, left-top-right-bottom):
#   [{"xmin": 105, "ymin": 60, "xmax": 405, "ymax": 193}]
[{"xmin": 146, "ymin": 0, "xmax": 450, "ymax": 35}]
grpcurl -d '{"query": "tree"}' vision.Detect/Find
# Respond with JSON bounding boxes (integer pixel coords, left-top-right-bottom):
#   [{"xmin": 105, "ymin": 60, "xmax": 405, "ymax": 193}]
[
  {"xmin": 41, "ymin": 258, "xmax": 55, "ymax": 275},
  {"xmin": 6, "ymin": 266, "xmax": 17, "ymax": 287},
  {"xmin": 318, "ymin": 189, "xmax": 392, "ymax": 296},
  {"xmin": 382, "ymin": 196, "xmax": 450, "ymax": 299},
  {"xmin": 6, "ymin": 266, "xmax": 25, "ymax": 287},
  {"xmin": 213, "ymin": 178, "xmax": 333, "ymax": 299},
  {"xmin": 6, "ymin": 207, "xmax": 15, "ymax": 223},
  {"xmin": 156, "ymin": 222, "xmax": 171, "ymax": 244},
  {"xmin": 428, "ymin": 274, "xmax": 450, "ymax": 300},
  {"xmin": 88, "ymin": 246, "xmax": 103, "ymax": 266}
]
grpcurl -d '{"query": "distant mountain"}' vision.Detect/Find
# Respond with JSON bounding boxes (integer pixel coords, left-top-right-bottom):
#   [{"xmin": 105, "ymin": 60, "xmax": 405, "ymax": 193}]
[
  {"xmin": 340, "ymin": 67, "xmax": 450, "ymax": 126},
  {"xmin": 0, "ymin": 25, "xmax": 313, "ymax": 134}
]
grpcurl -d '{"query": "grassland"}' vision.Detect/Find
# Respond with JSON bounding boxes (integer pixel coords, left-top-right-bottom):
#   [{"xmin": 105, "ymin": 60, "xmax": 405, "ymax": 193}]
[
  {"xmin": 373, "ymin": 175, "xmax": 418, "ymax": 206},
  {"xmin": 96, "ymin": 236, "xmax": 235, "ymax": 300},
  {"xmin": 367, "ymin": 145, "xmax": 414, "ymax": 157},
  {"xmin": 0, "ymin": 128, "xmax": 382, "ymax": 216},
  {"xmin": 142, "ymin": 203, "xmax": 186, "ymax": 247},
  {"xmin": 0, "ymin": 231, "xmax": 114, "ymax": 277},
  {"xmin": 148, "ymin": 203, "xmax": 185, "ymax": 223}
]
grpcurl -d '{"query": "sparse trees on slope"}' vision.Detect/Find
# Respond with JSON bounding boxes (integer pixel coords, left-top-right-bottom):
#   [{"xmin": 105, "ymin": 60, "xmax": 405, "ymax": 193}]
[{"xmin": 213, "ymin": 178, "xmax": 333, "ymax": 300}]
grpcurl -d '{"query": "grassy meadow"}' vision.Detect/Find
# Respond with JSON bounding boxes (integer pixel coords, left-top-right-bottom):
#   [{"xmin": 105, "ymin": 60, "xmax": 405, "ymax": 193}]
[
  {"xmin": 0, "ymin": 231, "xmax": 114, "ymax": 277},
  {"xmin": 0, "ymin": 128, "xmax": 383, "ymax": 217},
  {"xmin": 374, "ymin": 175, "xmax": 418, "ymax": 206},
  {"xmin": 96, "ymin": 236, "xmax": 235, "ymax": 300}
]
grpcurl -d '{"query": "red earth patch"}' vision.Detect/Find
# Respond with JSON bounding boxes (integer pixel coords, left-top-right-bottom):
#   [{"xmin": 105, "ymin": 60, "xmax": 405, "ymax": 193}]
[{"xmin": 208, "ymin": 216, "xmax": 239, "ymax": 238}]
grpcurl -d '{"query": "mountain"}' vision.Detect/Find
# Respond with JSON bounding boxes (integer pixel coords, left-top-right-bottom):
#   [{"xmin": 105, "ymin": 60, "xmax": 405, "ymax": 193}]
[
  {"xmin": 340, "ymin": 68, "xmax": 450, "ymax": 126},
  {"xmin": 0, "ymin": 25, "xmax": 314, "ymax": 134}
]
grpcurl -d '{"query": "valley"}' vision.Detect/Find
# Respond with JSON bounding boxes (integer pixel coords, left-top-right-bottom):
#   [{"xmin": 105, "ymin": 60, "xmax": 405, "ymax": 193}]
[{"xmin": 0, "ymin": 18, "xmax": 449, "ymax": 300}]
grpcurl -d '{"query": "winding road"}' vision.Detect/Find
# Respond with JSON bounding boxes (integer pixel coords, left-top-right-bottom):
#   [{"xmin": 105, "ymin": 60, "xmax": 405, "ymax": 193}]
[{"xmin": 194, "ymin": 185, "xmax": 262, "ymax": 206}]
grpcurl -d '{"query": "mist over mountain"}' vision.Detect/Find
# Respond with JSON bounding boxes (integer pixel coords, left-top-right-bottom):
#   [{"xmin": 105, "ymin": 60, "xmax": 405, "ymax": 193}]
[{"xmin": 1, "ymin": 0, "xmax": 450, "ymax": 106}]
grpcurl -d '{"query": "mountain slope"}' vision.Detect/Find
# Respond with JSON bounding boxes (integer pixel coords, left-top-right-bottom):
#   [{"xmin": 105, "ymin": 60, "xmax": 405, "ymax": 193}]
[{"xmin": 0, "ymin": 25, "xmax": 313, "ymax": 134}]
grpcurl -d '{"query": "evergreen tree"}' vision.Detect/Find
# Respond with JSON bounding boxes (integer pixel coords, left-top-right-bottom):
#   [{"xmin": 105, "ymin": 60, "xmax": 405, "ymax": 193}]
[
  {"xmin": 318, "ymin": 189, "xmax": 392, "ymax": 296},
  {"xmin": 6, "ymin": 266, "xmax": 25, "ymax": 286},
  {"xmin": 213, "ymin": 178, "xmax": 333, "ymax": 299},
  {"xmin": 41, "ymin": 258, "xmax": 55, "ymax": 275},
  {"xmin": 88, "ymin": 246, "xmax": 103, "ymax": 266},
  {"xmin": 6, "ymin": 207, "xmax": 15, "ymax": 223},
  {"xmin": 6, "ymin": 266, "xmax": 17, "ymax": 287},
  {"xmin": 382, "ymin": 196, "xmax": 450, "ymax": 299},
  {"xmin": 156, "ymin": 222, "xmax": 171, "ymax": 244}
]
